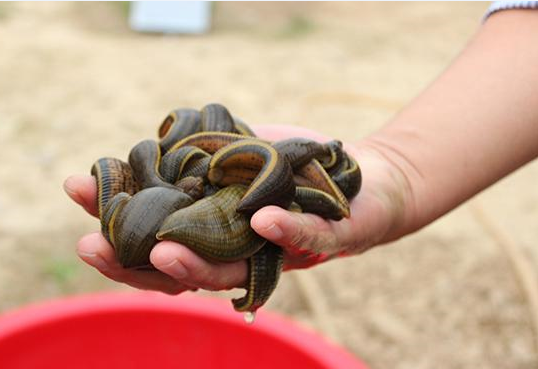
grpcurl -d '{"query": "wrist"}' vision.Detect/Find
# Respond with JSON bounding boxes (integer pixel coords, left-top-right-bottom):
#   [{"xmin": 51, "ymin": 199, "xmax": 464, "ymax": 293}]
[{"xmin": 346, "ymin": 135, "xmax": 424, "ymax": 243}]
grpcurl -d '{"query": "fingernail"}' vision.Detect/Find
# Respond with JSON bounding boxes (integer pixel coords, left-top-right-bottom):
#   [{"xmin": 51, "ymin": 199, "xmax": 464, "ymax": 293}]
[
  {"xmin": 64, "ymin": 176, "xmax": 92, "ymax": 211},
  {"xmin": 63, "ymin": 177, "xmax": 76, "ymax": 196},
  {"xmin": 263, "ymin": 223, "xmax": 284, "ymax": 240},
  {"xmin": 159, "ymin": 259, "xmax": 188, "ymax": 280},
  {"xmin": 78, "ymin": 252, "xmax": 109, "ymax": 272}
]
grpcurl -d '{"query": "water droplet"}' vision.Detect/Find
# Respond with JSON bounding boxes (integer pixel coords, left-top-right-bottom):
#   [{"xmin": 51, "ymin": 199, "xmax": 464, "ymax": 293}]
[{"xmin": 244, "ymin": 311, "xmax": 256, "ymax": 324}]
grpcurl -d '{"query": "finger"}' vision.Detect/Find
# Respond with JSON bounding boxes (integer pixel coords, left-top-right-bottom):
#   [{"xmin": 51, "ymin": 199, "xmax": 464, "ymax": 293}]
[
  {"xmin": 77, "ymin": 232, "xmax": 193, "ymax": 294},
  {"xmin": 251, "ymin": 206, "xmax": 337, "ymax": 268},
  {"xmin": 63, "ymin": 175, "xmax": 99, "ymax": 217},
  {"xmin": 150, "ymin": 241, "xmax": 248, "ymax": 291}
]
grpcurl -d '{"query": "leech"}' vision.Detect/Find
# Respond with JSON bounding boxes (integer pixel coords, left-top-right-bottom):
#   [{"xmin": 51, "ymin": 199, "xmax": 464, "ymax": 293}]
[
  {"xmin": 208, "ymin": 139, "xmax": 296, "ymax": 213},
  {"xmin": 90, "ymin": 103, "xmax": 362, "ymax": 314}
]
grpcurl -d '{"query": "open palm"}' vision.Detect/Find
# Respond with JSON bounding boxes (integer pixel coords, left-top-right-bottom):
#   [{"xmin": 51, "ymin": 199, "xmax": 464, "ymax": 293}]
[{"xmin": 64, "ymin": 124, "xmax": 408, "ymax": 293}]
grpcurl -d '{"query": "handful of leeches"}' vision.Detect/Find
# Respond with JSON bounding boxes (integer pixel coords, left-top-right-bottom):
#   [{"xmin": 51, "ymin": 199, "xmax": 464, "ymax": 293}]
[{"xmin": 90, "ymin": 103, "xmax": 361, "ymax": 316}]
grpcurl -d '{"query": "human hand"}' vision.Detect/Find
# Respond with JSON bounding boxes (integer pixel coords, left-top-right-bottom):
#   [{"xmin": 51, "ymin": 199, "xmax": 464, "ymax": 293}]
[
  {"xmin": 64, "ymin": 124, "xmax": 412, "ymax": 293},
  {"xmin": 250, "ymin": 125, "xmax": 413, "ymax": 269},
  {"xmin": 64, "ymin": 176, "xmax": 247, "ymax": 294}
]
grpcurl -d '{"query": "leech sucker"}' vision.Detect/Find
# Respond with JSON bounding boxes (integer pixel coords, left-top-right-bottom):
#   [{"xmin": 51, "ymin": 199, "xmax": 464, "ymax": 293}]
[{"xmin": 158, "ymin": 108, "xmax": 201, "ymax": 152}]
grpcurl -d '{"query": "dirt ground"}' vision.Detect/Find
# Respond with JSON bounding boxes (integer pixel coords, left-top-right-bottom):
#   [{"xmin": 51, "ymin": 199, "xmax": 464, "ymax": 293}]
[{"xmin": 1, "ymin": 2, "xmax": 537, "ymax": 368}]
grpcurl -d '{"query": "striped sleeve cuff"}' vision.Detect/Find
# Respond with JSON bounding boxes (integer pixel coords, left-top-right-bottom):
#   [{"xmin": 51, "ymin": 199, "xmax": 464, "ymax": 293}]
[{"xmin": 485, "ymin": 1, "xmax": 538, "ymax": 19}]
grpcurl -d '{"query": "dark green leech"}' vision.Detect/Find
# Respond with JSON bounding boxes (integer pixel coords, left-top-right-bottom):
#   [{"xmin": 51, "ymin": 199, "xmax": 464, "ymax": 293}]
[
  {"xmin": 159, "ymin": 145, "xmax": 210, "ymax": 183},
  {"xmin": 332, "ymin": 153, "xmax": 362, "ymax": 199},
  {"xmin": 321, "ymin": 140, "xmax": 345, "ymax": 173},
  {"xmin": 91, "ymin": 157, "xmax": 139, "ymax": 218},
  {"xmin": 294, "ymin": 159, "xmax": 350, "ymax": 218},
  {"xmin": 232, "ymin": 243, "xmax": 284, "ymax": 312},
  {"xmin": 294, "ymin": 186, "xmax": 345, "ymax": 220},
  {"xmin": 91, "ymin": 104, "xmax": 364, "ymax": 315},
  {"xmin": 157, "ymin": 185, "xmax": 267, "ymax": 262},
  {"xmin": 207, "ymin": 139, "xmax": 295, "ymax": 214},
  {"xmin": 233, "ymin": 199, "xmax": 303, "ymax": 313},
  {"xmin": 273, "ymin": 138, "xmax": 332, "ymax": 170},
  {"xmin": 100, "ymin": 192, "xmax": 131, "ymax": 245},
  {"xmin": 158, "ymin": 109, "xmax": 201, "ymax": 152},
  {"xmin": 288, "ymin": 201, "xmax": 303, "ymax": 213},
  {"xmin": 200, "ymin": 103, "xmax": 236, "ymax": 132},
  {"xmin": 180, "ymin": 156, "xmax": 211, "ymax": 178},
  {"xmin": 104, "ymin": 187, "xmax": 193, "ymax": 268},
  {"xmin": 128, "ymin": 140, "xmax": 177, "ymax": 190}
]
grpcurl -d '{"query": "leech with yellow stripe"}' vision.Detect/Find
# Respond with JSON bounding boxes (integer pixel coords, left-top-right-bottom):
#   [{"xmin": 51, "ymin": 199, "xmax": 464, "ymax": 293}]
[
  {"xmin": 208, "ymin": 139, "xmax": 295, "ymax": 213},
  {"xmin": 89, "ymin": 102, "xmax": 362, "ymax": 316}
]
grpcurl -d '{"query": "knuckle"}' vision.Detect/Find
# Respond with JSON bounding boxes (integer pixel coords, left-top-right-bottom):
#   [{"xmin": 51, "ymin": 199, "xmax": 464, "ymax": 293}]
[{"xmin": 289, "ymin": 227, "xmax": 310, "ymax": 250}]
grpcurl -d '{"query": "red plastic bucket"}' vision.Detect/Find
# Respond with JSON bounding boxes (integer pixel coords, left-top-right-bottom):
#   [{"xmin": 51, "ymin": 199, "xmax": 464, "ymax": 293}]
[{"xmin": 0, "ymin": 292, "xmax": 368, "ymax": 369}]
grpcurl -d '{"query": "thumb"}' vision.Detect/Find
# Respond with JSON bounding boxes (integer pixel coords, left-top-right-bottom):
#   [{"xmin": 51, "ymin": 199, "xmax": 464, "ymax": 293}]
[{"xmin": 251, "ymin": 206, "xmax": 338, "ymax": 268}]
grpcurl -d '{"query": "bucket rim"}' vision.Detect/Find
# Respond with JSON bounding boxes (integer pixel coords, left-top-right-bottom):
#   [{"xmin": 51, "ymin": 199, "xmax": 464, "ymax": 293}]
[{"xmin": 0, "ymin": 291, "xmax": 368, "ymax": 369}]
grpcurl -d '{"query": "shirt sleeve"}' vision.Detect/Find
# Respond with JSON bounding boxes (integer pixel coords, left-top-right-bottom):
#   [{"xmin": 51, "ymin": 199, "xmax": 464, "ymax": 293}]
[{"xmin": 485, "ymin": 1, "xmax": 538, "ymax": 19}]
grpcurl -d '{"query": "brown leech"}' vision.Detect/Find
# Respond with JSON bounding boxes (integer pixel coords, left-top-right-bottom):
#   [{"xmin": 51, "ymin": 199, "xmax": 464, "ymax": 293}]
[
  {"xmin": 174, "ymin": 176, "xmax": 205, "ymax": 201},
  {"xmin": 90, "ymin": 103, "xmax": 363, "ymax": 315},
  {"xmin": 207, "ymin": 139, "xmax": 296, "ymax": 214},
  {"xmin": 158, "ymin": 109, "xmax": 202, "ymax": 152},
  {"xmin": 158, "ymin": 108, "xmax": 201, "ymax": 152},
  {"xmin": 167, "ymin": 132, "xmax": 255, "ymax": 154},
  {"xmin": 91, "ymin": 157, "xmax": 139, "ymax": 218}
]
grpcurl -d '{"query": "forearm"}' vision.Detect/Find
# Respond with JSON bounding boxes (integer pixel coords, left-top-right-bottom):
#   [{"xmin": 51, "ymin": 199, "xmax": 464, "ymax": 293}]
[{"xmin": 359, "ymin": 10, "xmax": 538, "ymax": 240}]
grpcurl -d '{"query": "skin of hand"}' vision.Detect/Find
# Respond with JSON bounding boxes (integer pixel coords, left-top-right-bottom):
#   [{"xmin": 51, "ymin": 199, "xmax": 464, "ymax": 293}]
[
  {"xmin": 363, "ymin": 10, "xmax": 538, "ymax": 233},
  {"xmin": 64, "ymin": 124, "xmax": 407, "ymax": 294},
  {"xmin": 64, "ymin": 10, "xmax": 538, "ymax": 295}
]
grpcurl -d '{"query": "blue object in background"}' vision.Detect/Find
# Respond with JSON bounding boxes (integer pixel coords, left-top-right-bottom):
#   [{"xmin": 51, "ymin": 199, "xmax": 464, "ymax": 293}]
[{"xmin": 129, "ymin": 1, "xmax": 211, "ymax": 34}]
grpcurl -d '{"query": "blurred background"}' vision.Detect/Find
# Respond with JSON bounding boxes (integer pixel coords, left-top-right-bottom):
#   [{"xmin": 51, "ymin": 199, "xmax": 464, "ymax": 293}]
[{"xmin": 1, "ymin": 2, "xmax": 537, "ymax": 368}]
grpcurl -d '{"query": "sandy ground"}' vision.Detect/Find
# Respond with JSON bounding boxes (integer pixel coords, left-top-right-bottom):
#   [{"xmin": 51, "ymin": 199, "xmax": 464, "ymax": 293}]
[{"xmin": 1, "ymin": 2, "xmax": 537, "ymax": 368}]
